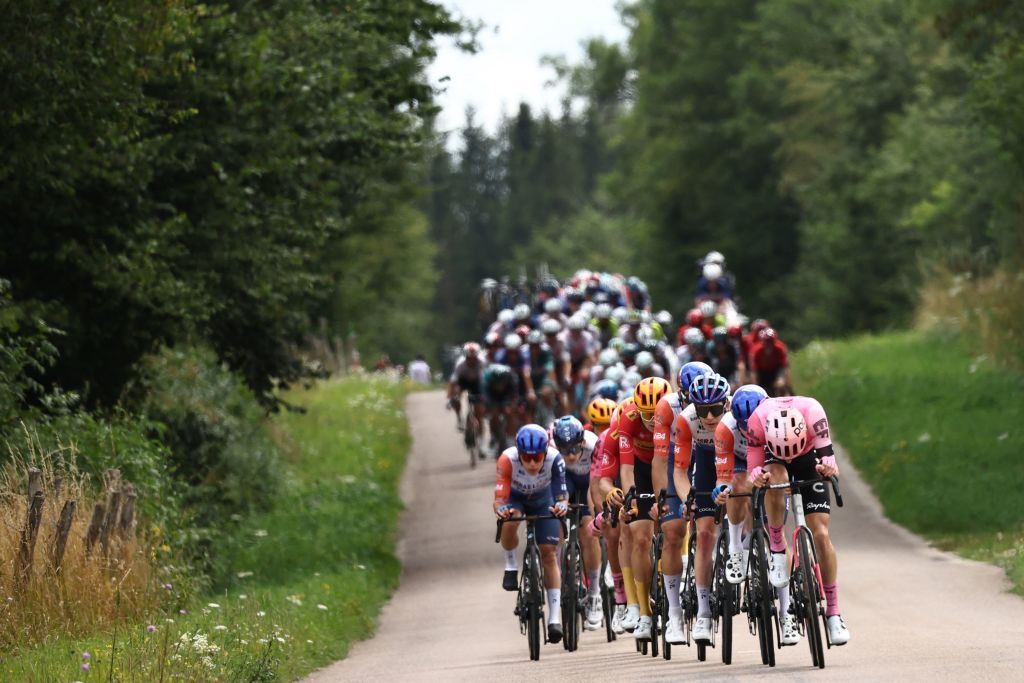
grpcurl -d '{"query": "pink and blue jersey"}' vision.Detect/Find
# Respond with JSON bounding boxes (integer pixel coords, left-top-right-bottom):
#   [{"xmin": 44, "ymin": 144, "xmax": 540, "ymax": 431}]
[{"xmin": 745, "ymin": 396, "xmax": 832, "ymax": 470}]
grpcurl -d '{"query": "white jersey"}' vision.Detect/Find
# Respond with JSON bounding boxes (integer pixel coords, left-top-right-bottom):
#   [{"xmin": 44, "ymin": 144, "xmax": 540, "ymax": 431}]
[
  {"xmin": 678, "ymin": 403, "xmax": 717, "ymax": 449},
  {"xmin": 664, "ymin": 392, "xmax": 685, "ymax": 443},
  {"xmin": 565, "ymin": 430, "xmax": 600, "ymax": 477},
  {"xmin": 718, "ymin": 412, "xmax": 749, "ymax": 460},
  {"xmin": 501, "ymin": 446, "xmax": 564, "ymax": 497}
]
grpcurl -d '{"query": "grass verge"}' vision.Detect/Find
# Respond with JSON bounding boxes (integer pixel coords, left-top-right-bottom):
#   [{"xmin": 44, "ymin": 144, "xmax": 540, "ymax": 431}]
[
  {"xmin": 793, "ymin": 329, "xmax": 1024, "ymax": 594},
  {"xmin": 3, "ymin": 374, "xmax": 408, "ymax": 681}
]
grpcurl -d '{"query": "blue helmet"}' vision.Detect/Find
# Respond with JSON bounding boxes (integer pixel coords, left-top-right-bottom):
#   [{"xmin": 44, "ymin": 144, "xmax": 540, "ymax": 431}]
[
  {"xmin": 593, "ymin": 379, "xmax": 621, "ymax": 401},
  {"xmin": 516, "ymin": 424, "xmax": 549, "ymax": 455},
  {"xmin": 730, "ymin": 384, "xmax": 768, "ymax": 431},
  {"xmin": 688, "ymin": 372, "xmax": 730, "ymax": 405},
  {"xmin": 678, "ymin": 361, "xmax": 713, "ymax": 395},
  {"xmin": 552, "ymin": 416, "xmax": 585, "ymax": 450}
]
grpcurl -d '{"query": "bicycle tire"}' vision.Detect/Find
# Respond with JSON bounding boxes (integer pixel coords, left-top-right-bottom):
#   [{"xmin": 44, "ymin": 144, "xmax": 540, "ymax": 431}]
[
  {"xmin": 715, "ymin": 530, "xmax": 734, "ymax": 665},
  {"xmin": 563, "ymin": 538, "xmax": 582, "ymax": 651},
  {"xmin": 648, "ymin": 537, "xmax": 660, "ymax": 658},
  {"xmin": 797, "ymin": 528, "xmax": 825, "ymax": 668},
  {"xmin": 601, "ymin": 550, "xmax": 616, "ymax": 642},
  {"xmin": 526, "ymin": 544, "xmax": 543, "ymax": 661},
  {"xmin": 682, "ymin": 525, "xmax": 698, "ymax": 657},
  {"xmin": 750, "ymin": 529, "xmax": 776, "ymax": 667}
]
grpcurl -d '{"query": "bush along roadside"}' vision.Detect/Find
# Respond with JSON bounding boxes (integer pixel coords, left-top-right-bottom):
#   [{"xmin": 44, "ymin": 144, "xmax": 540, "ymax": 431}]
[
  {"xmin": 793, "ymin": 329, "xmax": 1024, "ymax": 594},
  {"xmin": 2, "ymin": 373, "xmax": 409, "ymax": 681}
]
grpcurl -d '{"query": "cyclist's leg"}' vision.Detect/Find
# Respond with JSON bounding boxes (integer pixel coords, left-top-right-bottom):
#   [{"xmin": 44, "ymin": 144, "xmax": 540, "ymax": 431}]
[
  {"xmin": 692, "ymin": 446, "xmax": 719, "ymax": 623},
  {"xmin": 629, "ymin": 460, "xmax": 656, "ymax": 623},
  {"xmin": 528, "ymin": 496, "xmax": 564, "ymax": 632},
  {"xmin": 499, "ymin": 495, "xmax": 526, "ymax": 586},
  {"xmin": 661, "ymin": 442, "xmax": 686, "ymax": 624},
  {"xmin": 790, "ymin": 451, "xmax": 840, "ymax": 616}
]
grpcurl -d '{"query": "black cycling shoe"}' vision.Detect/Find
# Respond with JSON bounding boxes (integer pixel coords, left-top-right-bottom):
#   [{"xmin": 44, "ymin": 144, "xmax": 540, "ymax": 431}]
[
  {"xmin": 547, "ymin": 622, "xmax": 563, "ymax": 644},
  {"xmin": 502, "ymin": 570, "xmax": 518, "ymax": 591}
]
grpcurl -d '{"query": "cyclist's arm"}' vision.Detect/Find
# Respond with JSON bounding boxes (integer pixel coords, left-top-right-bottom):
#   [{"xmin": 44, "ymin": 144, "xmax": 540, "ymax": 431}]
[
  {"xmin": 651, "ymin": 401, "xmax": 674, "ymax": 495},
  {"xmin": 673, "ymin": 420, "xmax": 694, "ymax": 500},
  {"xmin": 551, "ymin": 454, "xmax": 568, "ymax": 502},
  {"xmin": 714, "ymin": 422, "xmax": 736, "ymax": 482},
  {"xmin": 493, "ymin": 453, "xmax": 513, "ymax": 515}
]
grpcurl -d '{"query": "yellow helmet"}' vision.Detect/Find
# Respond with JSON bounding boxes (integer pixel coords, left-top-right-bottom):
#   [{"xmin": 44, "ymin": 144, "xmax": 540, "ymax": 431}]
[
  {"xmin": 633, "ymin": 376, "xmax": 670, "ymax": 413},
  {"xmin": 587, "ymin": 397, "xmax": 617, "ymax": 426}
]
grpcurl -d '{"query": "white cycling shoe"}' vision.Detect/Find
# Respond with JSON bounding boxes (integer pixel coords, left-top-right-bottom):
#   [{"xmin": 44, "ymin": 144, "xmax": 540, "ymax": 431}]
[
  {"xmin": 612, "ymin": 605, "xmax": 627, "ymax": 634},
  {"xmin": 726, "ymin": 550, "xmax": 745, "ymax": 584},
  {"xmin": 633, "ymin": 615, "xmax": 652, "ymax": 640},
  {"xmin": 781, "ymin": 613, "xmax": 801, "ymax": 646},
  {"xmin": 769, "ymin": 552, "xmax": 789, "ymax": 588},
  {"xmin": 621, "ymin": 604, "xmax": 641, "ymax": 632},
  {"xmin": 826, "ymin": 615, "xmax": 850, "ymax": 645},
  {"xmin": 585, "ymin": 595, "xmax": 603, "ymax": 631},
  {"xmin": 665, "ymin": 615, "xmax": 685, "ymax": 644},
  {"xmin": 691, "ymin": 616, "xmax": 713, "ymax": 642}
]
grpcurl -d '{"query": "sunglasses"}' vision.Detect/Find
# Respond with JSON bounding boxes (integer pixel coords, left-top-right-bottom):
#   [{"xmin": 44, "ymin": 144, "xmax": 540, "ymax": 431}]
[
  {"xmin": 639, "ymin": 409, "xmax": 656, "ymax": 423},
  {"xmin": 694, "ymin": 403, "xmax": 725, "ymax": 418},
  {"xmin": 520, "ymin": 451, "xmax": 545, "ymax": 464},
  {"xmin": 558, "ymin": 444, "xmax": 583, "ymax": 456}
]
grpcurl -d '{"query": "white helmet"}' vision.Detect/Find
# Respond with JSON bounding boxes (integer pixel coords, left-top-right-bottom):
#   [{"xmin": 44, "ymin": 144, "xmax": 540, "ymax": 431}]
[
  {"xmin": 699, "ymin": 300, "xmax": 717, "ymax": 318},
  {"xmin": 764, "ymin": 407, "xmax": 808, "ymax": 460},
  {"xmin": 639, "ymin": 310, "xmax": 652, "ymax": 324},
  {"xmin": 599, "ymin": 348, "xmax": 620, "ymax": 367},
  {"xmin": 595, "ymin": 303, "xmax": 613, "ymax": 320},
  {"xmin": 684, "ymin": 327, "xmax": 705, "ymax": 346},
  {"xmin": 544, "ymin": 298, "xmax": 563, "ymax": 314},
  {"xmin": 702, "ymin": 262, "xmax": 723, "ymax": 280},
  {"xmin": 621, "ymin": 369, "xmax": 642, "ymax": 393},
  {"xmin": 513, "ymin": 303, "xmax": 531, "ymax": 321},
  {"xmin": 504, "ymin": 333, "xmax": 522, "ymax": 350},
  {"xmin": 612, "ymin": 306, "xmax": 629, "ymax": 324},
  {"xmin": 526, "ymin": 329, "xmax": 544, "ymax": 345},
  {"xmin": 580, "ymin": 301, "xmax": 596, "ymax": 317},
  {"xmin": 604, "ymin": 365, "xmax": 626, "ymax": 384},
  {"xmin": 704, "ymin": 250, "xmax": 725, "ymax": 266},
  {"xmin": 655, "ymin": 310, "xmax": 673, "ymax": 327},
  {"xmin": 567, "ymin": 315, "xmax": 587, "ymax": 331},
  {"xmin": 635, "ymin": 351, "xmax": 655, "ymax": 370},
  {"xmin": 541, "ymin": 319, "xmax": 561, "ymax": 335},
  {"xmin": 497, "ymin": 308, "xmax": 515, "ymax": 325}
]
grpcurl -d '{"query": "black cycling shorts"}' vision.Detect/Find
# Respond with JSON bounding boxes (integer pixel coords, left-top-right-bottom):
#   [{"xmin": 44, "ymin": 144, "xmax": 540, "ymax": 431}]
[
  {"xmin": 764, "ymin": 448, "xmax": 831, "ymax": 515},
  {"xmin": 628, "ymin": 459, "xmax": 654, "ymax": 524}
]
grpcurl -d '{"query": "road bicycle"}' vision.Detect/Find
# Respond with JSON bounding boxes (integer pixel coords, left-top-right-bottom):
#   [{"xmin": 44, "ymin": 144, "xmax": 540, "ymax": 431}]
[
  {"xmin": 712, "ymin": 491, "xmax": 752, "ymax": 665},
  {"xmin": 496, "ymin": 514, "xmax": 557, "ymax": 661},
  {"xmin": 620, "ymin": 487, "xmax": 659, "ymax": 657},
  {"xmin": 647, "ymin": 489, "xmax": 677, "ymax": 660},
  {"xmin": 462, "ymin": 401, "xmax": 483, "ymax": 468},
  {"xmin": 560, "ymin": 502, "xmax": 589, "ymax": 652},
  {"xmin": 754, "ymin": 475, "xmax": 843, "ymax": 669},
  {"xmin": 597, "ymin": 516, "xmax": 617, "ymax": 643},
  {"xmin": 679, "ymin": 487, "xmax": 720, "ymax": 662}
]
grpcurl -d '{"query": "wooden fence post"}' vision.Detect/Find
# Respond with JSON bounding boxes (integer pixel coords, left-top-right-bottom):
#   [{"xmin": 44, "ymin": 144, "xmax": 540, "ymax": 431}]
[
  {"xmin": 50, "ymin": 499, "xmax": 77, "ymax": 574},
  {"xmin": 118, "ymin": 483, "xmax": 136, "ymax": 539},
  {"xmin": 85, "ymin": 502, "xmax": 105, "ymax": 556},
  {"xmin": 99, "ymin": 470, "xmax": 122, "ymax": 560},
  {"xmin": 16, "ymin": 491, "xmax": 44, "ymax": 591}
]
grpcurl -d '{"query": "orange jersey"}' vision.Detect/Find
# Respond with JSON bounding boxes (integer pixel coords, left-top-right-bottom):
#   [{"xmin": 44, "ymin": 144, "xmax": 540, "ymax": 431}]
[
  {"xmin": 592, "ymin": 408, "xmax": 622, "ymax": 480},
  {"xmin": 713, "ymin": 421, "xmax": 738, "ymax": 481},
  {"xmin": 617, "ymin": 397, "xmax": 656, "ymax": 466}
]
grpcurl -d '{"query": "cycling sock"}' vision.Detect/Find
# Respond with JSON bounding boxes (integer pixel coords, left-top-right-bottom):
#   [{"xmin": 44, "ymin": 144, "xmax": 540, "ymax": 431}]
[
  {"xmin": 664, "ymin": 573, "xmax": 681, "ymax": 610},
  {"xmin": 504, "ymin": 549, "xmax": 517, "ymax": 571},
  {"xmin": 778, "ymin": 584, "xmax": 790, "ymax": 618},
  {"xmin": 588, "ymin": 569, "xmax": 600, "ymax": 597},
  {"xmin": 767, "ymin": 524, "xmax": 786, "ymax": 553},
  {"xmin": 729, "ymin": 521, "xmax": 745, "ymax": 553},
  {"xmin": 635, "ymin": 579, "xmax": 651, "ymax": 616},
  {"xmin": 612, "ymin": 572, "xmax": 626, "ymax": 603},
  {"xmin": 622, "ymin": 567, "xmax": 638, "ymax": 606},
  {"xmin": 696, "ymin": 584, "xmax": 711, "ymax": 618},
  {"xmin": 823, "ymin": 582, "xmax": 840, "ymax": 617},
  {"xmin": 547, "ymin": 589, "xmax": 561, "ymax": 624}
]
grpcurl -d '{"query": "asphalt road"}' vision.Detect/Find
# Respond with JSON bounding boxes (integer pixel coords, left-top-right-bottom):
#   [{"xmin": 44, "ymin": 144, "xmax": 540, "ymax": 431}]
[{"xmin": 306, "ymin": 390, "xmax": 1024, "ymax": 682}]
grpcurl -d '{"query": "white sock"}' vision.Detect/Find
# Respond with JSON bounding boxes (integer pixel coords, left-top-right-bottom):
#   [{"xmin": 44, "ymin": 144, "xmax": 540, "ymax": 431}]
[
  {"xmin": 588, "ymin": 569, "xmax": 600, "ymax": 597},
  {"xmin": 729, "ymin": 522, "xmax": 745, "ymax": 553},
  {"xmin": 778, "ymin": 584, "xmax": 790, "ymax": 618},
  {"xmin": 697, "ymin": 584, "xmax": 711, "ymax": 618},
  {"xmin": 742, "ymin": 530, "xmax": 751, "ymax": 550},
  {"xmin": 547, "ymin": 589, "xmax": 562, "ymax": 623},
  {"xmin": 664, "ymin": 573, "xmax": 681, "ymax": 610},
  {"xmin": 504, "ymin": 549, "xmax": 517, "ymax": 571}
]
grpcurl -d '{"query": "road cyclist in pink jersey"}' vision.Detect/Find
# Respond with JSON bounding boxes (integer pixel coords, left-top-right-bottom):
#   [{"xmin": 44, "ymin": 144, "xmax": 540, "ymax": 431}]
[{"xmin": 745, "ymin": 395, "xmax": 850, "ymax": 646}]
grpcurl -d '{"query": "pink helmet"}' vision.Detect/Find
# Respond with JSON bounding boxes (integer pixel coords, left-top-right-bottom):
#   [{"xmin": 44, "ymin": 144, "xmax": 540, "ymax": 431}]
[{"xmin": 764, "ymin": 408, "xmax": 807, "ymax": 460}]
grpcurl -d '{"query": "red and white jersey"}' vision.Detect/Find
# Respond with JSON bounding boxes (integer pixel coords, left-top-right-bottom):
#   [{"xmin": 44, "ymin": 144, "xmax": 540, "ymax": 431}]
[
  {"xmin": 653, "ymin": 391, "xmax": 685, "ymax": 459},
  {"xmin": 618, "ymin": 397, "xmax": 656, "ymax": 466},
  {"xmin": 592, "ymin": 409, "xmax": 622, "ymax": 480},
  {"xmin": 673, "ymin": 403, "xmax": 719, "ymax": 473},
  {"xmin": 746, "ymin": 396, "xmax": 831, "ymax": 469},
  {"xmin": 564, "ymin": 430, "xmax": 600, "ymax": 477},
  {"xmin": 495, "ymin": 446, "xmax": 565, "ymax": 499},
  {"xmin": 714, "ymin": 413, "xmax": 748, "ymax": 480}
]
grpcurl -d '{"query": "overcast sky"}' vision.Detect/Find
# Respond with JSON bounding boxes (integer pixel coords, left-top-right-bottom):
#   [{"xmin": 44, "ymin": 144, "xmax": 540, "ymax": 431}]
[{"xmin": 427, "ymin": 1, "xmax": 629, "ymax": 139}]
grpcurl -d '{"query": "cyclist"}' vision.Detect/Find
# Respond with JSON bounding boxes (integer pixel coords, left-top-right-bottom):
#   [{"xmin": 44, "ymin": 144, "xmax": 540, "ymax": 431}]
[
  {"xmin": 525, "ymin": 329, "xmax": 562, "ymax": 421},
  {"xmin": 677, "ymin": 308, "xmax": 709, "ymax": 346},
  {"xmin": 612, "ymin": 377, "xmax": 671, "ymax": 641},
  {"xmin": 623, "ymin": 276, "xmax": 650, "ymax": 311},
  {"xmin": 541, "ymin": 297, "xmax": 568, "ymax": 328},
  {"xmin": 651, "ymin": 360, "xmax": 711, "ymax": 644},
  {"xmin": 513, "ymin": 303, "xmax": 535, "ymax": 330},
  {"xmin": 560, "ymin": 314, "xmax": 598, "ymax": 415},
  {"xmin": 482, "ymin": 363, "xmax": 519, "ymax": 454},
  {"xmin": 541, "ymin": 318, "xmax": 571, "ymax": 409},
  {"xmin": 746, "ymin": 396, "xmax": 850, "ymax": 646},
  {"xmin": 695, "ymin": 261, "xmax": 733, "ymax": 305},
  {"xmin": 749, "ymin": 327, "xmax": 793, "ymax": 397},
  {"xmin": 488, "ymin": 308, "xmax": 516, "ymax": 338},
  {"xmin": 494, "ymin": 424, "xmax": 569, "ymax": 643},
  {"xmin": 708, "ymin": 326, "xmax": 745, "ymax": 387},
  {"xmin": 671, "ymin": 372, "xmax": 733, "ymax": 643},
  {"xmin": 630, "ymin": 350, "xmax": 666, "ymax": 381},
  {"xmin": 446, "ymin": 342, "xmax": 487, "ymax": 433},
  {"xmin": 591, "ymin": 303, "xmax": 619, "ymax": 346},
  {"xmin": 676, "ymin": 326, "xmax": 712, "ymax": 367},
  {"xmin": 552, "ymin": 416, "xmax": 604, "ymax": 630}
]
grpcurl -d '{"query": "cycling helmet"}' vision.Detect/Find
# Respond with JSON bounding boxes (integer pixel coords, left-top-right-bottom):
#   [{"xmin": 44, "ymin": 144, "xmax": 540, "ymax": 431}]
[
  {"xmin": 688, "ymin": 372, "xmax": 730, "ymax": 405},
  {"xmin": 621, "ymin": 342, "xmax": 639, "ymax": 364},
  {"xmin": 635, "ymin": 326, "xmax": 654, "ymax": 346},
  {"xmin": 504, "ymin": 333, "xmax": 522, "ymax": 350},
  {"xmin": 544, "ymin": 298, "xmax": 563, "ymax": 314},
  {"xmin": 621, "ymin": 369, "xmax": 642, "ymax": 394},
  {"xmin": 655, "ymin": 310, "xmax": 673, "ymax": 328},
  {"xmin": 595, "ymin": 303, "xmax": 612, "ymax": 320},
  {"xmin": 678, "ymin": 361, "xmax": 713, "ymax": 395},
  {"xmin": 484, "ymin": 331, "xmax": 500, "ymax": 346},
  {"xmin": 565, "ymin": 288, "xmax": 585, "ymax": 304},
  {"xmin": 462, "ymin": 342, "xmax": 481, "ymax": 356},
  {"xmin": 751, "ymin": 319, "xmax": 769, "ymax": 336},
  {"xmin": 762, "ymin": 327, "xmax": 778, "ymax": 342},
  {"xmin": 480, "ymin": 277, "xmax": 497, "ymax": 289},
  {"xmin": 683, "ymin": 327, "xmax": 705, "ymax": 346},
  {"xmin": 625, "ymin": 308, "xmax": 642, "ymax": 324},
  {"xmin": 514, "ymin": 303, "xmax": 531, "ymax": 321},
  {"xmin": 686, "ymin": 309, "xmax": 703, "ymax": 327},
  {"xmin": 515, "ymin": 324, "xmax": 530, "ymax": 339},
  {"xmin": 497, "ymin": 308, "xmax": 515, "ymax": 325},
  {"xmin": 730, "ymin": 384, "xmax": 768, "ymax": 432},
  {"xmin": 635, "ymin": 351, "xmax": 655, "ymax": 370},
  {"xmin": 552, "ymin": 416, "xmax": 585, "ymax": 451},
  {"xmin": 541, "ymin": 318, "xmax": 561, "ymax": 335},
  {"xmin": 702, "ymin": 263, "xmax": 723, "ymax": 281},
  {"xmin": 516, "ymin": 423, "xmax": 549, "ymax": 456},
  {"xmin": 539, "ymin": 277, "xmax": 560, "ymax": 296},
  {"xmin": 612, "ymin": 306, "xmax": 629, "ymax": 324},
  {"xmin": 633, "ymin": 377, "xmax": 670, "ymax": 428},
  {"xmin": 593, "ymin": 379, "xmax": 621, "ymax": 400},
  {"xmin": 567, "ymin": 315, "xmax": 588, "ymax": 331},
  {"xmin": 599, "ymin": 348, "xmax": 620, "ymax": 367},
  {"xmin": 604, "ymin": 365, "xmax": 626, "ymax": 385},
  {"xmin": 587, "ymin": 397, "xmax": 617, "ymax": 426},
  {"xmin": 640, "ymin": 310, "xmax": 652, "ymax": 325},
  {"xmin": 526, "ymin": 329, "xmax": 543, "ymax": 345},
  {"xmin": 699, "ymin": 300, "xmax": 717, "ymax": 318},
  {"xmin": 704, "ymin": 250, "xmax": 725, "ymax": 266},
  {"xmin": 608, "ymin": 337, "xmax": 626, "ymax": 353},
  {"xmin": 712, "ymin": 326, "xmax": 728, "ymax": 341},
  {"xmin": 727, "ymin": 324, "xmax": 743, "ymax": 338},
  {"xmin": 764, "ymin": 408, "xmax": 807, "ymax": 460},
  {"xmin": 580, "ymin": 301, "xmax": 596, "ymax": 317},
  {"xmin": 489, "ymin": 363, "xmax": 513, "ymax": 379}
]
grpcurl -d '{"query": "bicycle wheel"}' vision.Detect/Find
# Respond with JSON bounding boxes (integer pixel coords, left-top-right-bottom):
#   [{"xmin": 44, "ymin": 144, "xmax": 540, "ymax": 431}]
[
  {"xmin": 797, "ymin": 528, "xmax": 825, "ymax": 669},
  {"xmin": 568, "ymin": 538, "xmax": 584, "ymax": 651},
  {"xmin": 714, "ymin": 530, "xmax": 734, "ymax": 665},
  {"xmin": 600, "ymin": 545, "xmax": 616, "ymax": 642},
  {"xmin": 526, "ymin": 544, "xmax": 543, "ymax": 661},
  {"xmin": 750, "ymin": 529, "xmax": 776, "ymax": 667}
]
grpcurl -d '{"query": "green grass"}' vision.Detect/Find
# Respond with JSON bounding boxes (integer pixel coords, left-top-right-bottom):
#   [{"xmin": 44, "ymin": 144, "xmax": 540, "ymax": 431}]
[
  {"xmin": 793, "ymin": 329, "xmax": 1024, "ymax": 593},
  {"xmin": 4, "ymin": 374, "xmax": 409, "ymax": 681}
]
